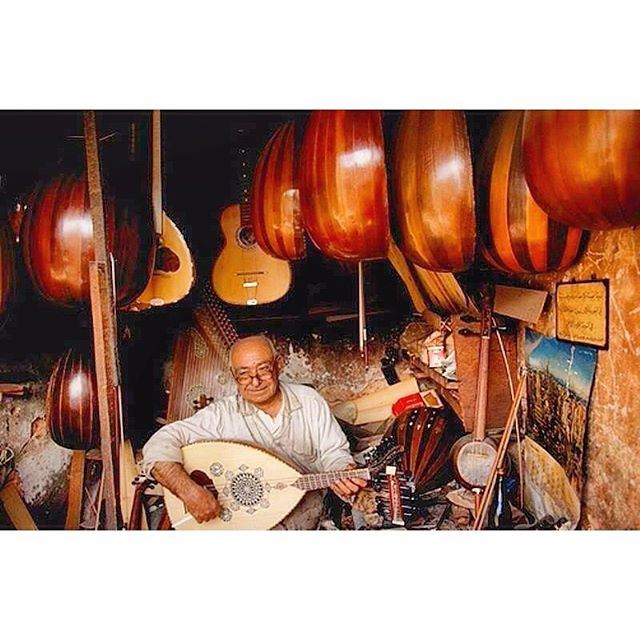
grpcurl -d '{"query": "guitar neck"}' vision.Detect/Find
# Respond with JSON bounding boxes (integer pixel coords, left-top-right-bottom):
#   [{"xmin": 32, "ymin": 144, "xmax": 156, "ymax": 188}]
[{"xmin": 293, "ymin": 468, "xmax": 371, "ymax": 492}]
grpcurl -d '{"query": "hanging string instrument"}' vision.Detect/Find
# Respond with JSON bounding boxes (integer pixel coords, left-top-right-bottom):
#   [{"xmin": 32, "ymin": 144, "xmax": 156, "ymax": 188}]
[
  {"xmin": 298, "ymin": 110, "xmax": 391, "ymax": 362},
  {"xmin": 126, "ymin": 111, "xmax": 196, "ymax": 311},
  {"xmin": 450, "ymin": 285, "xmax": 498, "ymax": 491},
  {"xmin": 476, "ymin": 111, "xmax": 585, "ymax": 275},
  {"xmin": 391, "ymin": 110, "xmax": 476, "ymax": 272},
  {"xmin": 211, "ymin": 130, "xmax": 292, "ymax": 306},
  {"xmin": 20, "ymin": 126, "xmax": 155, "ymax": 309},
  {"xmin": 250, "ymin": 121, "xmax": 305, "ymax": 261},
  {"xmin": 164, "ymin": 438, "xmax": 402, "ymax": 530}
]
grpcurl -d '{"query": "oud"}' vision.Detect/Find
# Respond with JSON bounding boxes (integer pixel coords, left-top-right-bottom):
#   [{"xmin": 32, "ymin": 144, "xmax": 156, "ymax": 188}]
[
  {"xmin": 163, "ymin": 440, "xmax": 401, "ymax": 530},
  {"xmin": 211, "ymin": 133, "xmax": 291, "ymax": 306}
]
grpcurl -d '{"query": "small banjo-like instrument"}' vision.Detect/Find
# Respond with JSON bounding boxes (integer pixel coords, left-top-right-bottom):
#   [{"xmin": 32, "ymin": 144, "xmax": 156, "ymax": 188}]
[
  {"xmin": 450, "ymin": 284, "xmax": 498, "ymax": 492},
  {"xmin": 164, "ymin": 439, "xmax": 402, "ymax": 530}
]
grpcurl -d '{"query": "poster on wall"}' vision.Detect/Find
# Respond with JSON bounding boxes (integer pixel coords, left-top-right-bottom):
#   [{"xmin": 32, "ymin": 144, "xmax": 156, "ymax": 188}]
[
  {"xmin": 556, "ymin": 279, "xmax": 609, "ymax": 349},
  {"xmin": 524, "ymin": 329, "xmax": 598, "ymax": 503}
]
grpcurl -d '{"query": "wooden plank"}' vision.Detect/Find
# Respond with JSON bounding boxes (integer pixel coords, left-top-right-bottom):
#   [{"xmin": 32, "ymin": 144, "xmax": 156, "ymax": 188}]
[
  {"xmin": 0, "ymin": 484, "xmax": 37, "ymax": 530},
  {"xmin": 88, "ymin": 263, "xmax": 120, "ymax": 530},
  {"xmin": 151, "ymin": 110, "xmax": 163, "ymax": 235},
  {"xmin": 84, "ymin": 111, "xmax": 120, "ymax": 530},
  {"xmin": 64, "ymin": 450, "xmax": 86, "ymax": 530},
  {"xmin": 387, "ymin": 240, "xmax": 441, "ymax": 326}
]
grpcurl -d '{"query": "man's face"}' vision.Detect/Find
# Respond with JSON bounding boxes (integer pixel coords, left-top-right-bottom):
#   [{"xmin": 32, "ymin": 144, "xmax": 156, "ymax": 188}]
[{"xmin": 230, "ymin": 338, "xmax": 281, "ymax": 406}]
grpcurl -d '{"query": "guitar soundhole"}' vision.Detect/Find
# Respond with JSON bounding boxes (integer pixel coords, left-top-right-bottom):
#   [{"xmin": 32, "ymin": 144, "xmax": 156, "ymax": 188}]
[
  {"xmin": 231, "ymin": 472, "xmax": 264, "ymax": 506},
  {"xmin": 237, "ymin": 226, "xmax": 256, "ymax": 248}
]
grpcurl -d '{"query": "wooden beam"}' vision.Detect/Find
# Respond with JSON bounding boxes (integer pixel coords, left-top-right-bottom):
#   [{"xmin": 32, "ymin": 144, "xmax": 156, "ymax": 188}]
[
  {"xmin": 0, "ymin": 484, "xmax": 37, "ymax": 530},
  {"xmin": 64, "ymin": 450, "xmax": 86, "ymax": 530},
  {"xmin": 84, "ymin": 111, "xmax": 120, "ymax": 530}
]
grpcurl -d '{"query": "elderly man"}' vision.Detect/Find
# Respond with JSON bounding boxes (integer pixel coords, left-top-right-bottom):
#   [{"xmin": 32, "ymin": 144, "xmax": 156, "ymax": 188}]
[{"xmin": 143, "ymin": 334, "xmax": 366, "ymax": 529}]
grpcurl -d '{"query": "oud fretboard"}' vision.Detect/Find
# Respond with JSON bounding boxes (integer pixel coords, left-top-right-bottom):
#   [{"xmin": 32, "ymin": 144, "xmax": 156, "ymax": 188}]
[{"xmin": 293, "ymin": 468, "xmax": 370, "ymax": 491}]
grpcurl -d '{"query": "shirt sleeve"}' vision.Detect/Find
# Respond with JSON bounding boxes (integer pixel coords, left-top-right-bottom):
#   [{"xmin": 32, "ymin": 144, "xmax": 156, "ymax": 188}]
[
  {"xmin": 313, "ymin": 394, "xmax": 355, "ymax": 472},
  {"xmin": 141, "ymin": 404, "xmax": 222, "ymax": 479}
]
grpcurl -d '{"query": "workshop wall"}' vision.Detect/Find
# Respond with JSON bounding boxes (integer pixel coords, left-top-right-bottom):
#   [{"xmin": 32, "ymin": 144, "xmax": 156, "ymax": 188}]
[{"xmin": 520, "ymin": 225, "xmax": 640, "ymax": 529}]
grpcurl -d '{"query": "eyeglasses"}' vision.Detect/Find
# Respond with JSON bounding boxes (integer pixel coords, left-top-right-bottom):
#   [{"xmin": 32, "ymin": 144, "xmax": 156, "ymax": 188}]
[{"xmin": 233, "ymin": 361, "xmax": 276, "ymax": 385}]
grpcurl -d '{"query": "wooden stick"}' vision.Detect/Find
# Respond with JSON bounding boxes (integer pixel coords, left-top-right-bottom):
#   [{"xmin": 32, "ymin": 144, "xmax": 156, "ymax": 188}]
[
  {"xmin": 94, "ymin": 467, "xmax": 105, "ymax": 531},
  {"xmin": 0, "ymin": 484, "xmax": 38, "ymax": 530},
  {"xmin": 64, "ymin": 450, "xmax": 86, "ymax": 530},
  {"xmin": 84, "ymin": 111, "xmax": 120, "ymax": 530},
  {"xmin": 151, "ymin": 110, "xmax": 164, "ymax": 236},
  {"xmin": 387, "ymin": 240, "xmax": 441, "ymax": 326},
  {"xmin": 473, "ymin": 375, "xmax": 527, "ymax": 530}
]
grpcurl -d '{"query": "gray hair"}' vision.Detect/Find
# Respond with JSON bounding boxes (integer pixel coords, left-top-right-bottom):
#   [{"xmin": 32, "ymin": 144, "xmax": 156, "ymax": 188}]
[{"xmin": 228, "ymin": 334, "xmax": 278, "ymax": 368}]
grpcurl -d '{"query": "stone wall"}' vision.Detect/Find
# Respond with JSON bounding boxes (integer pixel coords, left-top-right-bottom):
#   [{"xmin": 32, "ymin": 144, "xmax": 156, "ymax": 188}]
[{"xmin": 519, "ymin": 226, "xmax": 640, "ymax": 529}]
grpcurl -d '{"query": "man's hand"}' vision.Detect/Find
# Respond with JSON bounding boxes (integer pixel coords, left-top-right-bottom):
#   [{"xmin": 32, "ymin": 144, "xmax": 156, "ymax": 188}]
[
  {"xmin": 329, "ymin": 464, "xmax": 368, "ymax": 502},
  {"xmin": 151, "ymin": 461, "xmax": 221, "ymax": 524},
  {"xmin": 182, "ymin": 483, "xmax": 220, "ymax": 524}
]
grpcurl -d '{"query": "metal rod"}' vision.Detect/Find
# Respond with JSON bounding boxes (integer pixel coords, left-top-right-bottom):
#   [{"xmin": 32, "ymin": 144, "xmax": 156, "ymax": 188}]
[{"xmin": 358, "ymin": 261, "xmax": 368, "ymax": 367}]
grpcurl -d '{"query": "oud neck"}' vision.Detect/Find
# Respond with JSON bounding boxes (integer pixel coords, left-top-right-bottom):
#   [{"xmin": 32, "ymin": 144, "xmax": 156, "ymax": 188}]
[{"xmin": 293, "ymin": 468, "xmax": 370, "ymax": 492}]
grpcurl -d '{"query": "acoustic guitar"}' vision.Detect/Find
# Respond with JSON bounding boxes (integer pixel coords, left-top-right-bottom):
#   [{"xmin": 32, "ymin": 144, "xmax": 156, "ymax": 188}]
[
  {"xmin": 163, "ymin": 438, "xmax": 401, "ymax": 530},
  {"xmin": 211, "ymin": 132, "xmax": 292, "ymax": 306}
]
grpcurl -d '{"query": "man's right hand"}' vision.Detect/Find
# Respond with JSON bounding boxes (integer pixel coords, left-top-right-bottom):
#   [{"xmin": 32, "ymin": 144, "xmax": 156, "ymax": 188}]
[
  {"xmin": 150, "ymin": 461, "xmax": 221, "ymax": 525},
  {"xmin": 182, "ymin": 483, "xmax": 221, "ymax": 523}
]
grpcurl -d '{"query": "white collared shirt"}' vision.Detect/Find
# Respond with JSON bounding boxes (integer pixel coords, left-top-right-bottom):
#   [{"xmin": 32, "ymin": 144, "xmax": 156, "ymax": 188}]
[{"xmin": 142, "ymin": 381, "xmax": 354, "ymax": 477}]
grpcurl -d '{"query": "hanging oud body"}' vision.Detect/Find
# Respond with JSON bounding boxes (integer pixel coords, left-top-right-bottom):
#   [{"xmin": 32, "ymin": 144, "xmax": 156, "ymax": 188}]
[
  {"xmin": 299, "ymin": 110, "xmax": 390, "ymax": 262},
  {"xmin": 163, "ymin": 440, "xmax": 376, "ymax": 531},
  {"xmin": 477, "ymin": 111, "xmax": 585, "ymax": 274},
  {"xmin": 391, "ymin": 110, "xmax": 476, "ymax": 272},
  {"xmin": 523, "ymin": 110, "xmax": 640, "ymax": 230},
  {"xmin": 250, "ymin": 122, "xmax": 305, "ymax": 261},
  {"xmin": 0, "ymin": 215, "xmax": 17, "ymax": 318},
  {"xmin": 21, "ymin": 173, "xmax": 155, "ymax": 308},
  {"xmin": 211, "ymin": 203, "xmax": 292, "ymax": 306},
  {"xmin": 46, "ymin": 346, "xmax": 100, "ymax": 451}
]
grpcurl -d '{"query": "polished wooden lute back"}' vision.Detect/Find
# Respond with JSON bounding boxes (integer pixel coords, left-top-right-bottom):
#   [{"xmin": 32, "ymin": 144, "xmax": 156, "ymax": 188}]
[
  {"xmin": 523, "ymin": 110, "xmax": 640, "ymax": 230},
  {"xmin": 477, "ymin": 111, "xmax": 585, "ymax": 274},
  {"xmin": 391, "ymin": 110, "xmax": 476, "ymax": 272},
  {"xmin": 46, "ymin": 345, "xmax": 100, "ymax": 451},
  {"xmin": 0, "ymin": 213, "xmax": 17, "ymax": 318},
  {"xmin": 250, "ymin": 121, "xmax": 305, "ymax": 261}
]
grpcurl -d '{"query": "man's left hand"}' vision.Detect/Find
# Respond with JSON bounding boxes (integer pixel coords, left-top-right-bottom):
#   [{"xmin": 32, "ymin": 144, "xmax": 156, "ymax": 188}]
[{"xmin": 329, "ymin": 464, "xmax": 368, "ymax": 502}]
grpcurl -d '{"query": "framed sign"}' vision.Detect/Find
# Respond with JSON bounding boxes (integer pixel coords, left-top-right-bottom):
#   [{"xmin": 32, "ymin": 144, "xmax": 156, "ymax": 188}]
[{"xmin": 556, "ymin": 279, "xmax": 609, "ymax": 349}]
